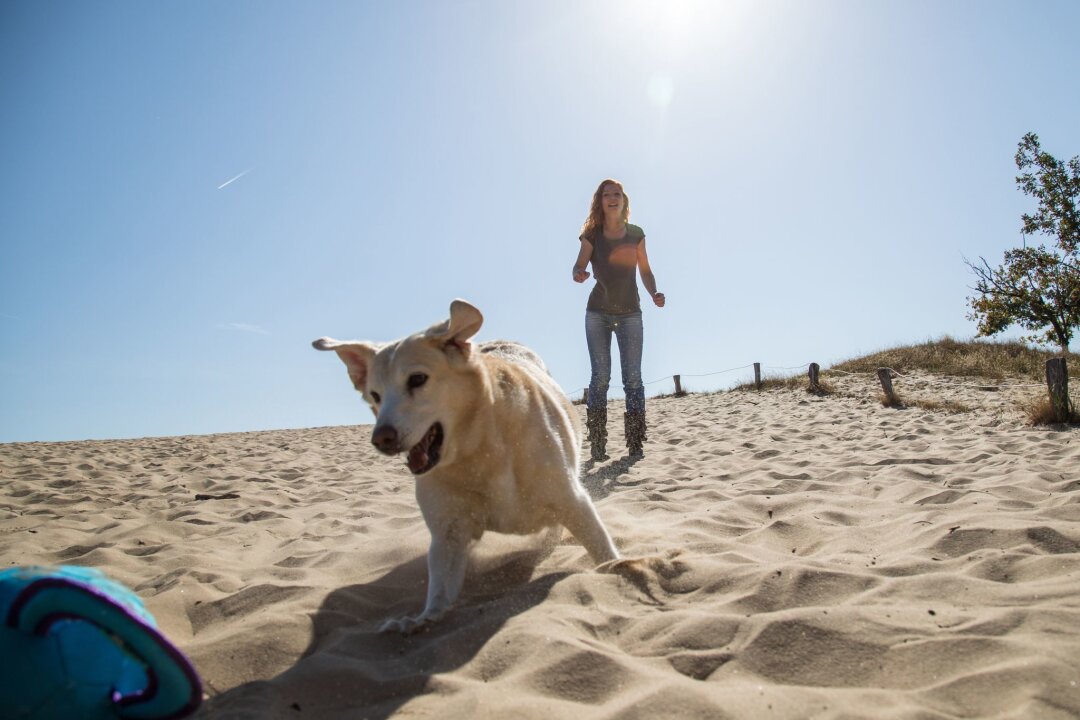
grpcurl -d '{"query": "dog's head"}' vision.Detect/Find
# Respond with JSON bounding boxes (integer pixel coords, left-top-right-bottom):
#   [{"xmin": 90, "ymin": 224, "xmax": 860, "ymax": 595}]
[{"xmin": 313, "ymin": 299, "xmax": 485, "ymax": 476}]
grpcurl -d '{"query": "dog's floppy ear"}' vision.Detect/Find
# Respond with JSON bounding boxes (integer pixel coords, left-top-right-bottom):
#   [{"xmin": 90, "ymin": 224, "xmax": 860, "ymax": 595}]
[
  {"xmin": 313, "ymin": 337, "xmax": 377, "ymax": 390},
  {"xmin": 428, "ymin": 299, "xmax": 483, "ymax": 354}
]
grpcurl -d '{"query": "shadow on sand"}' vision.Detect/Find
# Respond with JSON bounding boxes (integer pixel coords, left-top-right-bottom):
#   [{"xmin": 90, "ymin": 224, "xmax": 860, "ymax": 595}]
[
  {"xmin": 580, "ymin": 454, "xmax": 643, "ymax": 500},
  {"xmin": 197, "ymin": 543, "xmax": 567, "ymax": 719}
]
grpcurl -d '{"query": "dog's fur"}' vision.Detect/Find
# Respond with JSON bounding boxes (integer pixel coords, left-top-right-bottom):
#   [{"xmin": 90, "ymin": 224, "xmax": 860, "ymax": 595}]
[{"xmin": 314, "ymin": 299, "xmax": 619, "ymax": 633}]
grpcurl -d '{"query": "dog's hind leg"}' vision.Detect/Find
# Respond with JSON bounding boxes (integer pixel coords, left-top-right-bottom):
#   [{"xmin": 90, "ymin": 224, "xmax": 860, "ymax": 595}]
[
  {"xmin": 560, "ymin": 494, "xmax": 619, "ymax": 564},
  {"xmin": 536, "ymin": 524, "xmax": 563, "ymax": 549}
]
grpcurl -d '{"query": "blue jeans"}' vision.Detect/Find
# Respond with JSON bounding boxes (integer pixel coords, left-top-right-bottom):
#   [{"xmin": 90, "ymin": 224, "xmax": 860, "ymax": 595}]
[{"xmin": 586, "ymin": 311, "xmax": 645, "ymax": 414}]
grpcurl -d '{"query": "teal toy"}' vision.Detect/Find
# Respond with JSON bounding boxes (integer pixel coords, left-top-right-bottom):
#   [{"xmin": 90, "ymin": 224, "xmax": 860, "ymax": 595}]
[{"xmin": 0, "ymin": 566, "xmax": 202, "ymax": 719}]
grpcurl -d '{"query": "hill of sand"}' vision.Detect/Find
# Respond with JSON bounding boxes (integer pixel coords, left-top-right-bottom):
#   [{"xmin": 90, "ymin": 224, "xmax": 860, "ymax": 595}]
[{"xmin": 2, "ymin": 373, "xmax": 1079, "ymax": 719}]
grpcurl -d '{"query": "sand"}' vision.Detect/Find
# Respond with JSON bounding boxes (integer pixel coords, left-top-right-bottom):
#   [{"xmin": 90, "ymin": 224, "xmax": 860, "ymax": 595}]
[{"xmin": 2, "ymin": 373, "xmax": 1079, "ymax": 719}]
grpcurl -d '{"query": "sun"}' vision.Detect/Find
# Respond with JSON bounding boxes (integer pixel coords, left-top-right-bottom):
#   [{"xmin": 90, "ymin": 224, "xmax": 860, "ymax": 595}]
[
  {"xmin": 621, "ymin": 0, "xmax": 743, "ymax": 46},
  {"xmin": 617, "ymin": 0, "xmax": 744, "ymax": 109},
  {"xmin": 623, "ymin": 0, "xmax": 698, "ymax": 42}
]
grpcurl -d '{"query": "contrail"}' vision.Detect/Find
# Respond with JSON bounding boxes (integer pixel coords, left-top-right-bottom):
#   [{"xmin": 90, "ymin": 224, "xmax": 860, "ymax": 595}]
[
  {"xmin": 217, "ymin": 322, "xmax": 270, "ymax": 335},
  {"xmin": 217, "ymin": 168, "xmax": 251, "ymax": 190}
]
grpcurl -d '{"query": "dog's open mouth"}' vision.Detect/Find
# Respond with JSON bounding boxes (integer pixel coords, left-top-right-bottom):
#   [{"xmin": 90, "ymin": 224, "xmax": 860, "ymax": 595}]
[{"xmin": 406, "ymin": 423, "xmax": 443, "ymax": 475}]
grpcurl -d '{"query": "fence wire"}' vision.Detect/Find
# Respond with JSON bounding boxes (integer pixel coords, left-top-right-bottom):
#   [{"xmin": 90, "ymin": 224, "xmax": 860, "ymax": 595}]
[
  {"xmin": 572, "ymin": 361, "xmax": 1076, "ymax": 398},
  {"xmin": 824, "ymin": 366, "xmax": 1050, "ymax": 390}
]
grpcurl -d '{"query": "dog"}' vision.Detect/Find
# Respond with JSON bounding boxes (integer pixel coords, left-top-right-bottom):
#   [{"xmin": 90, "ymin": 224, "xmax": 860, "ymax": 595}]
[{"xmin": 313, "ymin": 299, "xmax": 620, "ymax": 633}]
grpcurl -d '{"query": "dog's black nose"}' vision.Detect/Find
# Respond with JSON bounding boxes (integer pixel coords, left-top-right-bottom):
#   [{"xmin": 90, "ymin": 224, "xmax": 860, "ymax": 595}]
[{"xmin": 371, "ymin": 425, "xmax": 400, "ymax": 454}]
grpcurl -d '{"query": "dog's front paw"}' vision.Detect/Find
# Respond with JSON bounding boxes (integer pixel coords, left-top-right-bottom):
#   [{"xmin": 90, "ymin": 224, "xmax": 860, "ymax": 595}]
[
  {"xmin": 378, "ymin": 614, "xmax": 430, "ymax": 635},
  {"xmin": 379, "ymin": 603, "xmax": 451, "ymax": 635}
]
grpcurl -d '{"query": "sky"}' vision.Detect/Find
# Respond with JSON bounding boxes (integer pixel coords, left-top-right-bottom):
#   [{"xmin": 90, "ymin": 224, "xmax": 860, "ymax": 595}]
[{"xmin": 2, "ymin": 0, "xmax": 1078, "ymax": 443}]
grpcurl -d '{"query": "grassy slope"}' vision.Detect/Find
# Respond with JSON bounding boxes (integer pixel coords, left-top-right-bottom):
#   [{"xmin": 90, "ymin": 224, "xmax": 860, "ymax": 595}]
[
  {"xmin": 720, "ymin": 338, "xmax": 1078, "ymax": 422},
  {"xmin": 829, "ymin": 337, "xmax": 1078, "ymax": 381}
]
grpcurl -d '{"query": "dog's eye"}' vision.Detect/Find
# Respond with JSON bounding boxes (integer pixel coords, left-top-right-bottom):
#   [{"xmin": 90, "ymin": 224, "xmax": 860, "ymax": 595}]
[
  {"xmin": 407, "ymin": 373, "xmax": 428, "ymax": 390},
  {"xmin": 370, "ymin": 391, "xmax": 381, "ymax": 404}
]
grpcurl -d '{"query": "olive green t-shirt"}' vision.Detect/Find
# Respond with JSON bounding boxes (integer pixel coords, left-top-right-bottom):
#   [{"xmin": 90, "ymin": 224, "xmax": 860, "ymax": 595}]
[{"xmin": 581, "ymin": 223, "xmax": 645, "ymax": 315}]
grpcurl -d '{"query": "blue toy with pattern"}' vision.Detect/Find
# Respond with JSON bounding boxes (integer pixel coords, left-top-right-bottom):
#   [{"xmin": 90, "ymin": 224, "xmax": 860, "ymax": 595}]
[{"xmin": 0, "ymin": 565, "xmax": 202, "ymax": 719}]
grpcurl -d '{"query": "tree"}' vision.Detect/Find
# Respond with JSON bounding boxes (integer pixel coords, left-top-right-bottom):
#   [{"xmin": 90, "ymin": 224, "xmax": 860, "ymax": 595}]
[{"xmin": 966, "ymin": 133, "xmax": 1080, "ymax": 354}]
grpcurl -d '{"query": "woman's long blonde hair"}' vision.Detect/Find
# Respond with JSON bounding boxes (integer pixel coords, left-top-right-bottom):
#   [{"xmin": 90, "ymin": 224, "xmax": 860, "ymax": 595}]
[{"xmin": 580, "ymin": 178, "xmax": 630, "ymax": 240}]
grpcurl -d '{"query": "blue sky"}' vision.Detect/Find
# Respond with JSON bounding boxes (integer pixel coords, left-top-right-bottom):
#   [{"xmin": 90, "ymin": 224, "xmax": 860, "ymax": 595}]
[{"xmin": 2, "ymin": 0, "xmax": 1078, "ymax": 443}]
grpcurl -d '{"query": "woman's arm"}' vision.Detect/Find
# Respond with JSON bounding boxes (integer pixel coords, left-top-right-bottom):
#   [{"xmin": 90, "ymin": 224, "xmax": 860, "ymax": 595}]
[
  {"xmin": 637, "ymin": 238, "xmax": 665, "ymax": 307},
  {"xmin": 573, "ymin": 239, "xmax": 593, "ymax": 283}
]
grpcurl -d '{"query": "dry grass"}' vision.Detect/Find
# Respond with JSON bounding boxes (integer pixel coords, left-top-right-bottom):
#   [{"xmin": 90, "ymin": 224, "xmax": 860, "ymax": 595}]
[
  {"xmin": 908, "ymin": 397, "xmax": 974, "ymax": 414},
  {"xmin": 878, "ymin": 392, "xmax": 904, "ymax": 409},
  {"xmin": 732, "ymin": 377, "xmax": 795, "ymax": 392},
  {"xmin": 874, "ymin": 392, "xmax": 972, "ymax": 413},
  {"xmin": 731, "ymin": 375, "xmax": 834, "ymax": 395},
  {"xmin": 1024, "ymin": 396, "xmax": 1080, "ymax": 425},
  {"xmin": 831, "ymin": 337, "xmax": 1078, "ymax": 381}
]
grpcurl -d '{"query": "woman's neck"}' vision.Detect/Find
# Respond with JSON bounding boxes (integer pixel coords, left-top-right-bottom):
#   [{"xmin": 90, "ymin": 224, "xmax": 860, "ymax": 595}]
[{"xmin": 602, "ymin": 216, "xmax": 625, "ymax": 236}]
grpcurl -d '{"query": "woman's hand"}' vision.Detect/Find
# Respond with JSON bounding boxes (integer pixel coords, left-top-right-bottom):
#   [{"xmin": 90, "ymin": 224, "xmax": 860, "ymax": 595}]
[
  {"xmin": 652, "ymin": 292, "xmax": 666, "ymax": 308},
  {"xmin": 573, "ymin": 266, "xmax": 591, "ymax": 283}
]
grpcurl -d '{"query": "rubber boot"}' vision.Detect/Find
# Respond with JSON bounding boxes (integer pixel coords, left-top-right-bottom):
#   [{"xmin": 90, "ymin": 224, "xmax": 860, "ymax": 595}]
[
  {"xmin": 586, "ymin": 407, "xmax": 608, "ymax": 461},
  {"xmin": 625, "ymin": 411, "xmax": 646, "ymax": 458}
]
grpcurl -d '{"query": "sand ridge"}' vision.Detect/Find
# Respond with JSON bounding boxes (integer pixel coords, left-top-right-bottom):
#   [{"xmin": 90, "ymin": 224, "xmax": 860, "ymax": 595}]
[{"xmin": 2, "ymin": 381, "xmax": 1079, "ymax": 719}]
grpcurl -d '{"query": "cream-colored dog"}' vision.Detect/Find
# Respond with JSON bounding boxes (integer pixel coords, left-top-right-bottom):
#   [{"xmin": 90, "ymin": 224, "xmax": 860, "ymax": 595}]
[{"xmin": 314, "ymin": 299, "xmax": 620, "ymax": 633}]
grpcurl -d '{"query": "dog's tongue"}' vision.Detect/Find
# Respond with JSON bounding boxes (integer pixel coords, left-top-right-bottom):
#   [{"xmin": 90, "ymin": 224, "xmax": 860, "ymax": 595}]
[
  {"xmin": 406, "ymin": 424, "xmax": 440, "ymax": 475},
  {"xmin": 407, "ymin": 445, "xmax": 428, "ymax": 474},
  {"xmin": 407, "ymin": 433, "xmax": 431, "ymax": 474}
]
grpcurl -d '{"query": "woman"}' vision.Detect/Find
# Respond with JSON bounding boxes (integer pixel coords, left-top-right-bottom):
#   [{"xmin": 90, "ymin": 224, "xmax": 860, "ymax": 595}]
[{"xmin": 572, "ymin": 179, "xmax": 665, "ymax": 460}]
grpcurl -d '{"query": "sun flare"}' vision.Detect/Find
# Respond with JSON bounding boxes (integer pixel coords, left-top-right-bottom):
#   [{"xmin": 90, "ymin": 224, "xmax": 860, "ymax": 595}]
[{"xmin": 621, "ymin": 0, "xmax": 745, "ymax": 46}]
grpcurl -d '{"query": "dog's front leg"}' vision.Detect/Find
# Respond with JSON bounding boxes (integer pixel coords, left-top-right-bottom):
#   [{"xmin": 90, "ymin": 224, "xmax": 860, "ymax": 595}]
[{"xmin": 379, "ymin": 521, "xmax": 472, "ymax": 635}]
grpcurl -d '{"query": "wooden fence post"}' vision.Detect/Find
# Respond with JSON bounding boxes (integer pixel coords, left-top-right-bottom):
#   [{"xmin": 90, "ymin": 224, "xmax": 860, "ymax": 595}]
[
  {"xmin": 674, "ymin": 375, "xmax": 683, "ymax": 395},
  {"xmin": 877, "ymin": 368, "xmax": 898, "ymax": 405},
  {"xmin": 754, "ymin": 363, "xmax": 762, "ymax": 390},
  {"xmin": 582, "ymin": 388, "xmax": 588, "ymax": 405},
  {"xmin": 808, "ymin": 363, "xmax": 821, "ymax": 393},
  {"xmin": 1046, "ymin": 358, "xmax": 1070, "ymax": 421}
]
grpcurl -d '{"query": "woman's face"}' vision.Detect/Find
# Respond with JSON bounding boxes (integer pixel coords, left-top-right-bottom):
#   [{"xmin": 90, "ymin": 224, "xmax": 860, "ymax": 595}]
[{"xmin": 601, "ymin": 184, "xmax": 626, "ymax": 218}]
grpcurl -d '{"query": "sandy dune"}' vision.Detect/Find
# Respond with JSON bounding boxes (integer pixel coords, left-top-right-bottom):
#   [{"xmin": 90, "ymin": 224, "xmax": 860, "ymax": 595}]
[{"xmin": 2, "ymin": 376, "xmax": 1079, "ymax": 719}]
